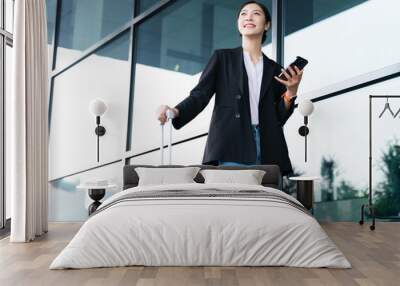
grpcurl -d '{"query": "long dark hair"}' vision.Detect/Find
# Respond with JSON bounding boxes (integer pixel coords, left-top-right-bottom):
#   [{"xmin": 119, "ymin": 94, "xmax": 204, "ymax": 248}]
[{"xmin": 237, "ymin": 1, "xmax": 271, "ymax": 44}]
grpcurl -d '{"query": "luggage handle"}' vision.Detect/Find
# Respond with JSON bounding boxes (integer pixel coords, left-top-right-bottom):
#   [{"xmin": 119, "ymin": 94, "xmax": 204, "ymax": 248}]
[{"xmin": 160, "ymin": 109, "xmax": 175, "ymax": 165}]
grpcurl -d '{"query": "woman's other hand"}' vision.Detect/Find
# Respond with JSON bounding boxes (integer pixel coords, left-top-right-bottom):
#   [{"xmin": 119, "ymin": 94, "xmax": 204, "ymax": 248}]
[{"xmin": 156, "ymin": 105, "xmax": 179, "ymax": 124}]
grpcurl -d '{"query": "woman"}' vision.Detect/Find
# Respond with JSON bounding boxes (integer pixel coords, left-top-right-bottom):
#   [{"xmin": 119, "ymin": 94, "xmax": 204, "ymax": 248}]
[{"xmin": 156, "ymin": 1, "xmax": 303, "ymax": 176}]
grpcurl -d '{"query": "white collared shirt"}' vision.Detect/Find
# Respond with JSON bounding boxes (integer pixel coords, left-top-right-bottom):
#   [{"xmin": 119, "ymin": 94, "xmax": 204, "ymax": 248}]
[{"xmin": 243, "ymin": 50, "xmax": 263, "ymax": 125}]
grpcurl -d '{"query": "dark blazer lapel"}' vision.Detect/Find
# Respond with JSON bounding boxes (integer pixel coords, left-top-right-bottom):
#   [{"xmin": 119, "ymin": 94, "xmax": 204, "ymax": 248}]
[
  {"xmin": 259, "ymin": 54, "xmax": 275, "ymax": 102},
  {"xmin": 235, "ymin": 46, "xmax": 245, "ymax": 96},
  {"xmin": 235, "ymin": 47, "xmax": 252, "ymax": 120}
]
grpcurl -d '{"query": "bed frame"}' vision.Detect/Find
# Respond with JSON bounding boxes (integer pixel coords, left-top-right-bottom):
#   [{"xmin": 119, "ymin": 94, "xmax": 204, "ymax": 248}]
[{"xmin": 123, "ymin": 164, "xmax": 282, "ymax": 190}]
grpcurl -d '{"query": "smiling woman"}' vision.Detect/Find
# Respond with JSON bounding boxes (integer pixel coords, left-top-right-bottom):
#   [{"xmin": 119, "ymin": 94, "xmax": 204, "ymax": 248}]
[
  {"xmin": 237, "ymin": 0, "xmax": 271, "ymax": 46},
  {"xmin": 156, "ymin": 0, "xmax": 305, "ymax": 176}
]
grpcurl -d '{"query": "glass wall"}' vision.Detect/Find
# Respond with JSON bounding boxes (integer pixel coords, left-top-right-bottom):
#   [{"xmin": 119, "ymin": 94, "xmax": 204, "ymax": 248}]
[
  {"xmin": 55, "ymin": 0, "xmax": 133, "ymax": 69},
  {"xmin": 46, "ymin": 0, "xmax": 57, "ymax": 44},
  {"xmin": 283, "ymin": 76, "xmax": 400, "ymax": 221},
  {"xmin": 49, "ymin": 161, "xmax": 123, "ymax": 221},
  {"xmin": 137, "ymin": 0, "xmax": 160, "ymax": 14},
  {"xmin": 129, "ymin": 136, "xmax": 207, "ymax": 166},
  {"xmin": 284, "ymin": 0, "xmax": 367, "ymax": 35},
  {"xmin": 49, "ymin": 30, "xmax": 131, "ymax": 179},
  {"xmin": 46, "ymin": 0, "xmax": 57, "ymax": 66},
  {"xmin": 283, "ymin": 0, "xmax": 400, "ymax": 95}
]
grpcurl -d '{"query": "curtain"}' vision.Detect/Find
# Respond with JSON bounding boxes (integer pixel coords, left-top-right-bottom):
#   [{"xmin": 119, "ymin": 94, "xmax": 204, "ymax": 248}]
[{"xmin": 9, "ymin": 0, "xmax": 49, "ymax": 242}]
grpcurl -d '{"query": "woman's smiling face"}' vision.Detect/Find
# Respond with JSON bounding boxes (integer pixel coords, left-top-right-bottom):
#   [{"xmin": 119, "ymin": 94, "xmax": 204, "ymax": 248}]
[{"xmin": 237, "ymin": 3, "xmax": 269, "ymax": 39}]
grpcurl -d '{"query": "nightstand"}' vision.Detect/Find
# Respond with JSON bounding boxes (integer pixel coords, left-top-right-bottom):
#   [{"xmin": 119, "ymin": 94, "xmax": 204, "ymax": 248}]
[
  {"xmin": 77, "ymin": 183, "xmax": 117, "ymax": 215},
  {"xmin": 288, "ymin": 176, "xmax": 320, "ymax": 212}
]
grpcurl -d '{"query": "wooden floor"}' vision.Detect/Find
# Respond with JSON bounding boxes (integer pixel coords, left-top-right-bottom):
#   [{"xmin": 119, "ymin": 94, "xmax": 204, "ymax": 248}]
[{"xmin": 0, "ymin": 222, "xmax": 399, "ymax": 286}]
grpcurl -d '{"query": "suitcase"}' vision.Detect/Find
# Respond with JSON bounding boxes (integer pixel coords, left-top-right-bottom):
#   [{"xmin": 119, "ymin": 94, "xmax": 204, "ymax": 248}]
[{"xmin": 160, "ymin": 109, "xmax": 175, "ymax": 165}]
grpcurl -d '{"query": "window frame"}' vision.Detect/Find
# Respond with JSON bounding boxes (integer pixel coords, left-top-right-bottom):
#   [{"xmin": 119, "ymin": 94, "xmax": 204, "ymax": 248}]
[{"xmin": 0, "ymin": 0, "xmax": 13, "ymax": 232}]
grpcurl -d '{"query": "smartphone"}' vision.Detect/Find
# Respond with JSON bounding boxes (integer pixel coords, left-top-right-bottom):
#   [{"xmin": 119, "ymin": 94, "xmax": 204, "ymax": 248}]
[{"xmin": 278, "ymin": 56, "xmax": 308, "ymax": 80}]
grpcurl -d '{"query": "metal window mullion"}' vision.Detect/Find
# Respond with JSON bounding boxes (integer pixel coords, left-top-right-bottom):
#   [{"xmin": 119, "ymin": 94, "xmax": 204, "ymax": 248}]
[
  {"xmin": 123, "ymin": 0, "xmax": 176, "ymax": 163},
  {"xmin": 48, "ymin": 0, "xmax": 61, "ymax": 132},
  {"xmin": 0, "ymin": 0, "xmax": 4, "ymax": 229},
  {"xmin": 133, "ymin": 0, "xmax": 138, "ymax": 17},
  {"xmin": 272, "ymin": 0, "xmax": 284, "ymax": 65},
  {"xmin": 1, "ymin": 0, "xmax": 4, "ymax": 30},
  {"xmin": 0, "ymin": 29, "xmax": 12, "ymax": 38},
  {"xmin": 0, "ymin": 34, "xmax": 4, "ymax": 229},
  {"xmin": 51, "ymin": 0, "xmax": 61, "ymax": 71},
  {"xmin": 48, "ymin": 159, "xmax": 122, "ymax": 183},
  {"xmin": 5, "ymin": 36, "xmax": 11, "ymax": 46},
  {"xmin": 124, "ymin": 25, "xmax": 136, "ymax": 162},
  {"xmin": 121, "ymin": 0, "xmax": 138, "ymax": 163}
]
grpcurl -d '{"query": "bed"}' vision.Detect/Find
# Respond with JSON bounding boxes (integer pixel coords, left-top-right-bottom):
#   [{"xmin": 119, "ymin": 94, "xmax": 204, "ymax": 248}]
[{"xmin": 49, "ymin": 164, "xmax": 351, "ymax": 269}]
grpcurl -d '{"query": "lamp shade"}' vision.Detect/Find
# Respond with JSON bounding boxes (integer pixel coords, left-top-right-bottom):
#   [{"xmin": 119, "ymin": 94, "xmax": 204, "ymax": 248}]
[
  {"xmin": 89, "ymin": 98, "xmax": 107, "ymax": 116},
  {"xmin": 298, "ymin": 99, "xmax": 314, "ymax": 116}
]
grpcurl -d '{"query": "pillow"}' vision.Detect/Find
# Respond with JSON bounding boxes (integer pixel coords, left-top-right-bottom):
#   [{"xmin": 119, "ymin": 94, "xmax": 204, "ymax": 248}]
[
  {"xmin": 135, "ymin": 167, "xmax": 201, "ymax": 186},
  {"xmin": 200, "ymin": 169, "xmax": 266, "ymax": 185}
]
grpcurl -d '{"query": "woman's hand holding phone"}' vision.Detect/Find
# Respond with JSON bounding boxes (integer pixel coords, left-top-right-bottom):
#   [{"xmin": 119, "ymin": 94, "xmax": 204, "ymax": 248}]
[
  {"xmin": 274, "ymin": 65, "xmax": 304, "ymax": 91},
  {"xmin": 274, "ymin": 57, "xmax": 307, "ymax": 98},
  {"xmin": 274, "ymin": 56, "xmax": 307, "ymax": 96}
]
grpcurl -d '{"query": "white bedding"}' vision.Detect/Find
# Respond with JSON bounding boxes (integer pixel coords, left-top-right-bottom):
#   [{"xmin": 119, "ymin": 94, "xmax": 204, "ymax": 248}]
[{"xmin": 50, "ymin": 183, "xmax": 351, "ymax": 269}]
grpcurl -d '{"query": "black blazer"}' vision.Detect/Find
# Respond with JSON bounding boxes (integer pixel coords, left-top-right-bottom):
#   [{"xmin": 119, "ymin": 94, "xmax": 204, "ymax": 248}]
[{"xmin": 172, "ymin": 46, "xmax": 296, "ymax": 175}]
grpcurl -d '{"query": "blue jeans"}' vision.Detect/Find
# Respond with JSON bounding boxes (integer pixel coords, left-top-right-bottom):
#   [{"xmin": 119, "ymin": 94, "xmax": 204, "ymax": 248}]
[{"xmin": 218, "ymin": 125, "xmax": 261, "ymax": 166}]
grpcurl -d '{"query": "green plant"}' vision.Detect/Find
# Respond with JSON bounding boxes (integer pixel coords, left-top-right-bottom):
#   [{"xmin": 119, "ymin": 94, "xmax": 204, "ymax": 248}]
[
  {"xmin": 374, "ymin": 141, "xmax": 400, "ymax": 217},
  {"xmin": 336, "ymin": 180, "xmax": 360, "ymax": 200},
  {"xmin": 320, "ymin": 156, "xmax": 338, "ymax": 201}
]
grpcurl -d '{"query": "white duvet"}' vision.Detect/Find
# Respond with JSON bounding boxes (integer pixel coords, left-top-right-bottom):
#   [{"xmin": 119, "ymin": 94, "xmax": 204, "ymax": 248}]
[{"xmin": 50, "ymin": 183, "xmax": 351, "ymax": 269}]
